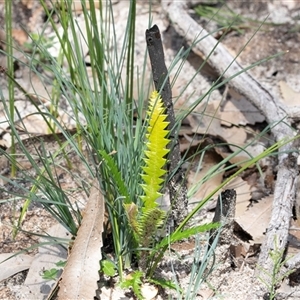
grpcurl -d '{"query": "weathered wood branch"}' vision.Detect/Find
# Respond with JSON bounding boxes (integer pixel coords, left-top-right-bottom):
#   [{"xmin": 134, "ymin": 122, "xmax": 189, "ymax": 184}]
[
  {"xmin": 145, "ymin": 25, "xmax": 188, "ymax": 228},
  {"xmin": 257, "ymin": 136, "xmax": 300, "ymax": 282},
  {"xmin": 162, "ymin": 0, "xmax": 299, "ymax": 293},
  {"xmin": 285, "ymin": 251, "xmax": 300, "ymax": 270}
]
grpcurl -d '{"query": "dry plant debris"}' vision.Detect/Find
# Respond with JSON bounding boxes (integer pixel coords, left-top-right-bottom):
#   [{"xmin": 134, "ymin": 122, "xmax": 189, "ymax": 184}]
[{"xmin": 57, "ymin": 179, "xmax": 104, "ymax": 300}]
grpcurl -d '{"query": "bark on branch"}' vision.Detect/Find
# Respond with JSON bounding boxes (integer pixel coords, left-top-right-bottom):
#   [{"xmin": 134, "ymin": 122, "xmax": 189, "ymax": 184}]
[{"xmin": 209, "ymin": 189, "xmax": 236, "ymax": 249}]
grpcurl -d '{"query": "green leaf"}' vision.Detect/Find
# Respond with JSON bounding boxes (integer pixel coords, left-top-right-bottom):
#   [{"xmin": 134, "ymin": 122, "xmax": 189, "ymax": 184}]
[
  {"xmin": 99, "ymin": 150, "xmax": 131, "ymax": 204},
  {"xmin": 149, "ymin": 277, "xmax": 182, "ymax": 292},
  {"xmin": 120, "ymin": 270, "xmax": 143, "ymax": 300},
  {"xmin": 42, "ymin": 268, "xmax": 60, "ymax": 280},
  {"xmin": 55, "ymin": 260, "xmax": 67, "ymax": 268},
  {"xmin": 156, "ymin": 222, "xmax": 220, "ymax": 250},
  {"xmin": 100, "ymin": 259, "xmax": 117, "ymax": 277}
]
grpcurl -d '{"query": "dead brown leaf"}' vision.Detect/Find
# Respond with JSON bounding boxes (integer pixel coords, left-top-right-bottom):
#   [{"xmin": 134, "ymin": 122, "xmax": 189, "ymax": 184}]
[
  {"xmin": 57, "ymin": 179, "xmax": 105, "ymax": 300},
  {"xmin": 215, "ymin": 145, "xmax": 252, "ymax": 168},
  {"xmin": 0, "ymin": 253, "xmax": 34, "ymax": 282},
  {"xmin": 235, "ymin": 195, "xmax": 273, "ymax": 243},
  {"xmin": 12, "ymin": 29, "xmax": 28, "ymax": 46},
  {"xmin": 222, "ymin": 126, "xmax": 247, "ymax": 149},
  {"xmin": 188, "ymin": 151, "xmax": 224, "ymax": 201},
  {"xmin": 187, "ymin": 101, "xmax": 224, "ymax": 137},
  {"xmin": 220, "ymin": 88, "xmax": 265, "ymax": 126},
  {"xmin": 279, "ymin": 80, "xmax": 300, "ymax": 107}
]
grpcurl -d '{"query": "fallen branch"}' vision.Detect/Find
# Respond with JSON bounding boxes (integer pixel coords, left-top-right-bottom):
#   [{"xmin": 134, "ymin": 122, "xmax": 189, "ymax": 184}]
[
  {"xmin": 162, "ymin": 0, "xmax": 299, "ymax": 294},
  {"xmin": 285, "ymin": 251, "xmax": 300, "ymax": 270}
]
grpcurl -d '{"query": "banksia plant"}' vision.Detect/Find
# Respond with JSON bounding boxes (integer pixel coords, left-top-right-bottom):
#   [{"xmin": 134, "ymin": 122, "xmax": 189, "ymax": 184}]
[{"xmin": 124, "ymin": 90, "xmax": 170, "ymax": 270}]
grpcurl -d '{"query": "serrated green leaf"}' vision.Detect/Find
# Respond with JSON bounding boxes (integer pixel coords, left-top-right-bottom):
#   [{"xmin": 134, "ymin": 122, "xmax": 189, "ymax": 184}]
[
  {"xmin": 99, "ymin": 150, "xmax": 131, "ymax": 204},
  {"xmin": 156, "ymin": 222, "xmax": 220, "ymax": 249},
  {"xmin": 149, "ymin": 277, "xmax": 182, "ymax": 292},
  {"xmin": 42, "ymin": 268, "xmax": 59, "ymax": 280},
  {"xmin": 120, "ymin": 270, "xmax": 143, "ymax": 300},
  {"xmin": 55, "ymin": 260, "xmax": 67, "ymax": 268}
]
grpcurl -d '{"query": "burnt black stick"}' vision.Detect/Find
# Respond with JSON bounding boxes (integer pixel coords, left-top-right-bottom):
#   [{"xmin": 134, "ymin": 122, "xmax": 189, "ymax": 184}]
[{"xmin": 145, "ymin": 24, "xmax": 188, "ymax": 228}]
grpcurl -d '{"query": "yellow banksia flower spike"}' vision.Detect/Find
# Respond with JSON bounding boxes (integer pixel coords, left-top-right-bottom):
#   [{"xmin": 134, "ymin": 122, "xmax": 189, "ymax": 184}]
[{"xmin": 141, "ymin": 90, "xmax": 170, "ymax": 209}]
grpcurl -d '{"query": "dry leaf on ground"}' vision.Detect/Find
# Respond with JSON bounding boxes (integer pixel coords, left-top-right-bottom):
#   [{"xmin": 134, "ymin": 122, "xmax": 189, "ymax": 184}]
[
  {"xmin": 57, "ymin": 179, "xmax": 105, "ymax": 300},
  {"xmin": 0, "ymin": 254, "xmax": 34, "ymax": 282},
  {"xmin": 188, "ymin": 150, "xmax": 224, "ymax": 202},
  {"xmin": 235, "ymin": 196, "xmax": 273, "ymax": 243},
  {"xmin": 279, "ymin": 80, "xmax": 300, "ymax": 107},
  {"xmin": 220, "ymin": 88, "xmax": 265, "ymax": 126}
]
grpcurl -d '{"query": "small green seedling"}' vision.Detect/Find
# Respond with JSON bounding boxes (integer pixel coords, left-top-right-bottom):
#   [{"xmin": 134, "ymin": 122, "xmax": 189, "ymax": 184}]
[
  {"xmin": 120, "ymin": 271, "xmax": 143, "ymax": 300},
  {"xmin": 100, "ymin": 259, "xmax": 117, "ymax": 277},
  {"xmin": 257, "ymin": 237, "xmax": 295, "ymax": 300},
  {"xmin": 41, "ymin": 260, "xmax": 66, "ymax": 280},
  {"xmin": 42, "ymin": 268, "xmax": 60, "ymax": 281}
]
